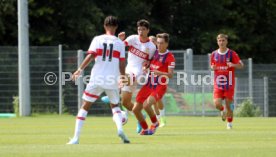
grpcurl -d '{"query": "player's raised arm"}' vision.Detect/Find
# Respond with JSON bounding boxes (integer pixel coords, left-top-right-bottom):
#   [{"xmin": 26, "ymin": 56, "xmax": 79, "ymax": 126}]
[
  {"xmin": 118, "ymin": 32, "xmax": 126, "ymax": 41},
  {"xmin": 72, "ymin": 53, "xmax": 94, "ymax": 81}
]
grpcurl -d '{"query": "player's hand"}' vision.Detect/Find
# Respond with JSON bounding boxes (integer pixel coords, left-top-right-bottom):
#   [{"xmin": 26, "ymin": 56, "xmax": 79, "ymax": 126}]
[
  {"xmin": 227, "ymin": 62, "xmax": 234, "ymax": 68},
  {"xmin": 119, "ymin": 74, "xmax": 131, "ymax": 87},
  {"xmin": 211, "ymin": 64, "xmax": 216, "ymax": 70},
  {"xmin": 72, "ymin": 69, "xmax": 82, "ymax": 82},
  {"xmin": 143, "ymin": 66, "xmax": 149, "ymax": 74},
  {"xmin": 150, "ymin": 69, "xmax": 161, "ymax": 76},
  {"xmin": 118, "ymin": 32, "xmax": 126, "ymax": 41}
]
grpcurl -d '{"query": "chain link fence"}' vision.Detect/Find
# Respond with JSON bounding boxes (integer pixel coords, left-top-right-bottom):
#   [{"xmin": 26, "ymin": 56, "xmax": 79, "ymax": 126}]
[{"xmin": 0, "ymin": 46, "xmax": 275, "ymax": 116}]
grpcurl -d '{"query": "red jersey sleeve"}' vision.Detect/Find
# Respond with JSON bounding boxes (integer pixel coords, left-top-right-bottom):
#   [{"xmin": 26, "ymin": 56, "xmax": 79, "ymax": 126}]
[
  {"xmin": 210, "ymin": 51, "xmax": 215, "ymax": 66},
  {"xmin": 167, "ymin": 53, "xmax": 176, "ymax": 69},
  {"xmin": 232, "ymin": 51, "xmax": 241, "ymax": 64}
]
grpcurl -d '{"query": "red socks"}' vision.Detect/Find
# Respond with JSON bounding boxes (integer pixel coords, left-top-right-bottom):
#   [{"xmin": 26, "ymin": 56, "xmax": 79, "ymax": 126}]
[
  {"xmin": 150, "ymin": 115, "xmax": 158, "ymax": 124},
  {"xmin": 140, "ymin": 120, "xmax": 148, "ymax": 130},
  {"xmin": 227, "ymin": 117, "xmax": 233, "ymax": 122}
]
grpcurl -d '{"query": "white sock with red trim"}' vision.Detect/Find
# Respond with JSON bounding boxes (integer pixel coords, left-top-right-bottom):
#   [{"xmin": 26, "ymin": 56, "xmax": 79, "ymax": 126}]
[
  {"xmin": 73, "ymin": 108, "xmax": 88, "ymax": 140},
  {"xmin": 112, "ymin": 107, "xmax": 123, "ymax": 133}
]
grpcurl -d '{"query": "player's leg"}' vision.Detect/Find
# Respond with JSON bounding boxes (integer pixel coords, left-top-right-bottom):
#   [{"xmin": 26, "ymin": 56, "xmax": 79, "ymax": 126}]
[
  {"xmin": 133, "ymin": 87, "xmax": 153, "ymax": 135},
  {"xmin": 225, "ymin": 90, "xmax": 234, "ymax": 129},
  {"xmin": 107, "ymin": 89, "xmax": 130, "ymax": 143},
  {"xmin": 213, "ymin": 89, "xmax": 226, "ymax": 121},
  {"xmin": 143, "ymin": 95, "xmax": 159, "ymax": 133},
  {"xmin": 157, "ymin": 100, "xmax": 166, "ymax": 127},
  {"xmin": 153, "ymin": 102, "xmax": 160, "ymax": 120},
  {"xmin": 121, "ymin": 91, "xmax": 134, "ymax": 111},
  {"xmin": 67, "ymin": 84, "xmax": 101, "ymax": 144}
]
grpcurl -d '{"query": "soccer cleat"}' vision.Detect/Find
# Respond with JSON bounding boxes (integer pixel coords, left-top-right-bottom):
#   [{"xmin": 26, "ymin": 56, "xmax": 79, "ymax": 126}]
[
  {"xmin": 221, "ymin": 110, "xmax": 226, "ymax": 121},
  {"xmin": 118, "ymin": 131, "xmax": 130, "ymax": 144},
  {"xmin": 66, "ymin": 137, "xmax": 79, "ymax": 145},
  {"xmin": 140, "ymin": 129, "xmax": 154, "ymax": 135},
  {"xmin": 227, "ymin": 122, "xmax": 233, "ymax": 129},
  {"xmin": 159, "ymin": 117, "xmax": 166, "ymax": 127},
  {"xmin": 150, "ymin": 122, "xmax": 159, "ymax": 134}
]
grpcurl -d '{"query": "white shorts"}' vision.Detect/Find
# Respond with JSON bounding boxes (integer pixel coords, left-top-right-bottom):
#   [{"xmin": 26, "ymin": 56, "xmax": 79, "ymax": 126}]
[{"xmin": 82, "ymin": 84, "xmax": 120, "ymax": 104}]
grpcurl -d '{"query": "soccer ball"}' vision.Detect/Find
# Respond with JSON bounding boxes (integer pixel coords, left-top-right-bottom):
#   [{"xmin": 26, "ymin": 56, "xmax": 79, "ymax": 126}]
[
  {"xmin": 121, "ymin": 111, "xmax": 128, "ymax": 125},
  {"xmin": 101, "ymin": 96, "xmax": 110, "ymax": 103}
]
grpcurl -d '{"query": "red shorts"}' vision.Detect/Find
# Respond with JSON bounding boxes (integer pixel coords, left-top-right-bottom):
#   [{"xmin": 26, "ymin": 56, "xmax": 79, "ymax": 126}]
[
  {"xmin": 213, "ymin": 88, "xmax": 234, "ymax": 100},
  {"xmin": 136, "ymin": 85, "xmax": 167, "ymax": 104}
]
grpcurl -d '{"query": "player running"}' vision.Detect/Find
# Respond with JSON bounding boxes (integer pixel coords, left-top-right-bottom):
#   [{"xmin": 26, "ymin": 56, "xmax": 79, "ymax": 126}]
[
  {"xmin": 149, "ymin": 35, "xmax": 167, "ymax": 127},
  {"xmin": 118, "ymin": 20, "xmax": 156, "ymax": 132},
  {"xmin": 133, "ymin": 33, "xmax": 175, "ymax": 135},
  {"xmin": 67, "ymin": 16, "xmax": 130, "ymax": 144},
  {"xmin": 210, "ymin": 33, "xmax": 244, "ymax": 129}
]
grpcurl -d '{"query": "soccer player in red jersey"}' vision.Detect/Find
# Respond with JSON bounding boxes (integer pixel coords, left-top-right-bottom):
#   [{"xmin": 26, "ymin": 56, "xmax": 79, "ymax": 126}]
[
  {"xmin": 133, "ymin": 33, "xmax": 175, "ymax": 135},
  {"xmin": 210, "ymin": 34, "xmax": 244, "ymax": 129},
  {"xmin": 149, "ymin": 35, "xmax": 167, "ymax": 127}
]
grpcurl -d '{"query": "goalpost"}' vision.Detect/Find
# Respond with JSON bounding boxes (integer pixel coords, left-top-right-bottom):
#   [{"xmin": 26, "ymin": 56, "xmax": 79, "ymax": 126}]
[{"xmin": 18, "ymin": 0, "xmax": 31, "ymax": 116}]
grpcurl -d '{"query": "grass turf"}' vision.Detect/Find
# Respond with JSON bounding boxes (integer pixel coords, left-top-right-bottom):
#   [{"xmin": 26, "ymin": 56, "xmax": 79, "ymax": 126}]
[{"xmin": 0, "ymin": 115, "xmax": 276, "ymax": 157}]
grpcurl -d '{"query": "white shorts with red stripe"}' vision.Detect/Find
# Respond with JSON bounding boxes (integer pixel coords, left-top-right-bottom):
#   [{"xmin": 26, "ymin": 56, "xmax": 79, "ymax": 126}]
[{"xmin": 82, "ymin": 83, "xmax": 120, "ymax": 104}]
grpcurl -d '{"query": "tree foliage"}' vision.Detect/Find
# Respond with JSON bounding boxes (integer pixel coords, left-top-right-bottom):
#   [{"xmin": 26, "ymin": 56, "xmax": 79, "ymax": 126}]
[{"xmin": 0, "ymin": 0, "xmax": 275, "ymax": 63}]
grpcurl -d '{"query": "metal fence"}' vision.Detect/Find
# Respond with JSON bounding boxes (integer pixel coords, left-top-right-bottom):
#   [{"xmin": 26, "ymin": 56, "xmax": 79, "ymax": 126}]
[{"xmin": 0, "ymin": 46, "xmax": 275, "ymax": 116}]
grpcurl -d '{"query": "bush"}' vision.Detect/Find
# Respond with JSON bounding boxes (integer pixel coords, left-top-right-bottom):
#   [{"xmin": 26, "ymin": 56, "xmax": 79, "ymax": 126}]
[{"xmin": 234, "ymin": 99, "xmax": 261, "ymax": 117}]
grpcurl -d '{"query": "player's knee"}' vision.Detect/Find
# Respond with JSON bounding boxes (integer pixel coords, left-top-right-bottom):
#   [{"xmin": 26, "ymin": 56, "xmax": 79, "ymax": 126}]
[
  {"xmin": 132, "ymin": 104, "xmax": 141, "ymax": 114},
  {"xmin": 214, "ymin": 100, "xmax": 222, "ymax": 108}
]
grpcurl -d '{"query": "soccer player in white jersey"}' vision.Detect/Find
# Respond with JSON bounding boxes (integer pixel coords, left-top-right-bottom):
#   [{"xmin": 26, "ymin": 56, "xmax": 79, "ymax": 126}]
[
  {"xmin": 118, "ymin": 19, "xmax": 156, "ymax": 115},
  {"xmin": 67, "ymin": 16, "xmax": 130, "ymax": 144}
]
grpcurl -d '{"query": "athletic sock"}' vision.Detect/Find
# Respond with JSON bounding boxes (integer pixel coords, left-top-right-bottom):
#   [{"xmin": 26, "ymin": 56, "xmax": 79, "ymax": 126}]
[
  {"xmin": 139, "ymin": 120, "xmax": 148, "ymax": 130},
  {"xmin": 220, "ymin": 106, "xmax": 224, "ymax": 111},
  {"xmin": 227, "ymin": 117, "xmax": 233, "ymax": 123},
  {"xmin": 160, "ymin": 108, "xmax": 165, "ymax": 117},
  {"xmin": 73, "ymin": 108, "xmax": 88, "ymax": 139},
  {"xmin": 112, "ymin": 107, "xmax": 123, "ymax": 133},
  {"xmin": 150, "ymin": 115, "xmax": 158, "ymax": 124}
]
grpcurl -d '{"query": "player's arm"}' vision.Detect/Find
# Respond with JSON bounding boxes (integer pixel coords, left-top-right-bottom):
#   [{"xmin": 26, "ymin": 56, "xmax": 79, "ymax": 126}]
[
  {"xmin": 152, "ymin": 68, "xmax": 174, "ymax": 78},
  {"xmin": 119, "ymin": 60, "xmax": 126, "ymax": 75},
  {"xmin": 227, "ymin": 52, "xmax": 244, "ymax": 69},
  {"xmin": 152, "ymin": 56, "xmax": 175, "ymax": 78},
  {"xmin": 227, "ymin": 60, "xmax": 244, "ymax": 69},
  {"xmin": 72, "ymin": 54, "xmax": 94, "ymax": 81},
  {"xmin": 210, "ymin": 53, "xmax": 216, "ymax": 70},
  {"xmin": 118, "ymin": 32, "xmax": 126, "ymax": 41}
]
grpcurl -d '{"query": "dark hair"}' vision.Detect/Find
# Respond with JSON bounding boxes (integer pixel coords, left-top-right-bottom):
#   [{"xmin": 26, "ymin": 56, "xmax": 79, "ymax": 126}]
[
  {"xmin": 137, "ymin": 19, "xmax": 150, "ymax": 29},
  {"xmin": 156, "ymin": 33, "xmax": 170, "ymax": 43},
  {"xmin": 104, "ymin": 16, "xmax": 118, "ymax": 27}
]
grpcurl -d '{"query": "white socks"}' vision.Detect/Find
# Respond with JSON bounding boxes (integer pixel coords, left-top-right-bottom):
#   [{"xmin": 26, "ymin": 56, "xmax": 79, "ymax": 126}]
[
  {"xmin": 157, "ymin": 114, "xmax": 161, "ymax": 120},
  {"xmin": 73, "ymin": 108, "xmax": 88, "ymax": 140},
  {"xmin": 112, "ymin": 107, "xmax": 123, "ymax": 133},
  {"xmin": 160, "ymin": 108, "xmax": 165, "ymax": 117}
]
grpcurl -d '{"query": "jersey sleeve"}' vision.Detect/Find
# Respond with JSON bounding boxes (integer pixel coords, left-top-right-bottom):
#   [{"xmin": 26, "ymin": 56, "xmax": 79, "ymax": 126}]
[
  {"xmin": 210, "ymin": 52, "xmax": 215, "ymax": 66},
  {"xmin": 87, "ymin": 37, "xmax": 98, "ymax": 57},
  {"xmin": 119, "ymin": 42, "xmax": 126, "ymax": 61},
  {"xmin": 167, "ymin": 53, "xmax": 176, "ymax": 69},
  {"xmin": 232, "ymin": 51, "xmax": 241, "ymax": 64},
  {"xmin": 148, "ymin": 45, "xmax": 157, "ymax": 60},
  {"xmin": 124, "ymin": 35, "xmax": 136, "ymax": 46}
]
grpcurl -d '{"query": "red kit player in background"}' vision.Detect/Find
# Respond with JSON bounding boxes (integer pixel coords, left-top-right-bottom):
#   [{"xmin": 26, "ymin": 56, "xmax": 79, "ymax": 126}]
[{"xmin": 210, "ymin": 34, "xmax": 244, "ymax": 129}]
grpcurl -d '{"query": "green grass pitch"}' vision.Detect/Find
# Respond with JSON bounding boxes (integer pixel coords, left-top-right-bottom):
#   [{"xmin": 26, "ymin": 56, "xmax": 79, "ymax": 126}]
[{"xmin": 1, "ymin": 115, "xmax": 276, "ymax": 157}]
